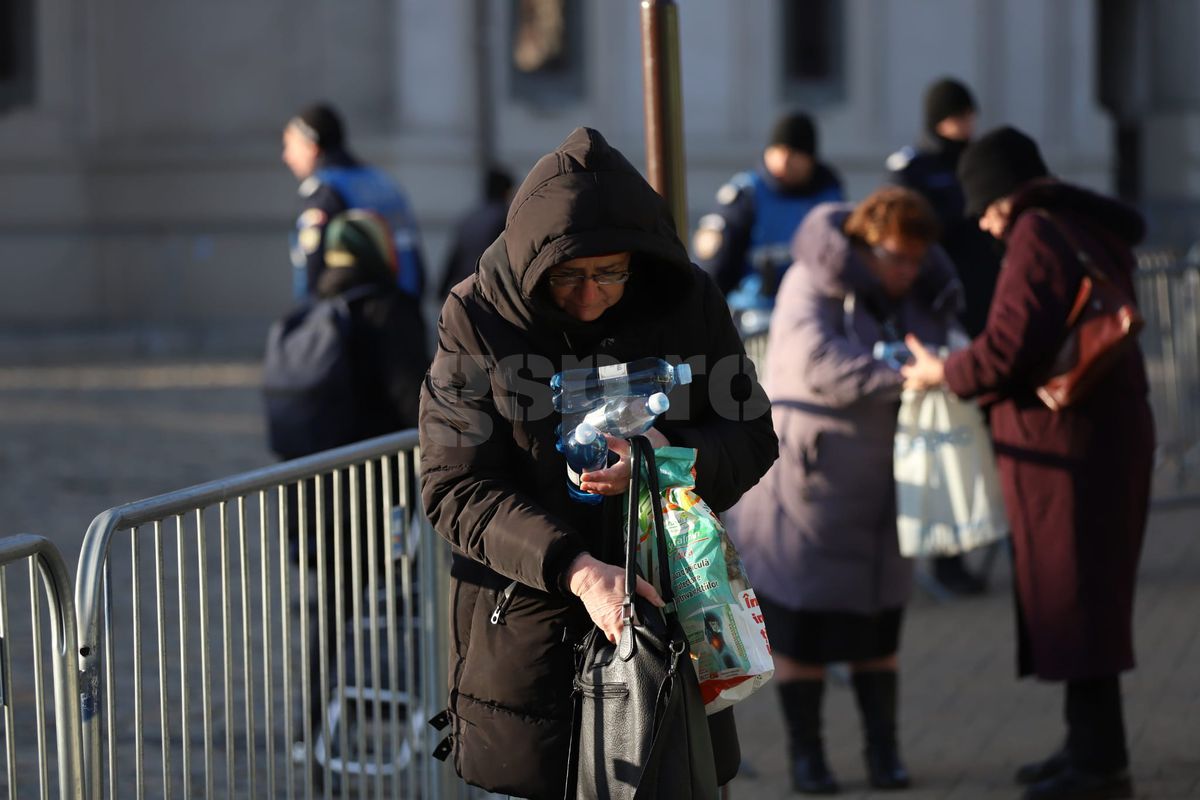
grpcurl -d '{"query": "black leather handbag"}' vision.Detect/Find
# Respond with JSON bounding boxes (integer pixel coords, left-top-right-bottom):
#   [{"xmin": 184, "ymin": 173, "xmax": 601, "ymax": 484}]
[{"xmin": 566, "ymin": 436, "xmax": 719, "ymax": 800}]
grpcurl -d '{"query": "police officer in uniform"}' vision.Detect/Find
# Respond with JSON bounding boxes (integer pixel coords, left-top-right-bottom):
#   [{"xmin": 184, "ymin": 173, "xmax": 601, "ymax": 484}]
[
  {"xmin": 282, "ymin": 103, "xmax": 426, "ymax": 302},
  {"xmin": 693, "ymin": 111, "xmax": 843, "ymax": 332},
  {"xmin": 887, "ymin": 78, "xmax": 1001, "ymax": 596},
  {"xmin": 887, "ymin": 78, "xmax": 1002, "ymax": 339}
]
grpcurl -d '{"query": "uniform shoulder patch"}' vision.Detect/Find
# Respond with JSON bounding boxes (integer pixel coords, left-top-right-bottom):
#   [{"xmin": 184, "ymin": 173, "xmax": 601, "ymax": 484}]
[
  {"xmin": 716, "ymin": 182, "xmax": 743, "ymax": 206},
  {"xmin": 298, "ymin": 176, "xmax": 323, "ymax": 198},
  {"xmin": 886, "ymin": 146, "xmax": 916, "ymax": 173}
]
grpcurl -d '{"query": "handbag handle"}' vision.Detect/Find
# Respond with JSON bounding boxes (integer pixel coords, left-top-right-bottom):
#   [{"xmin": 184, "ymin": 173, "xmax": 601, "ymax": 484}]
[{"xmin": 622, "ymin": 436, "xmax": 675, "ymax": 628}]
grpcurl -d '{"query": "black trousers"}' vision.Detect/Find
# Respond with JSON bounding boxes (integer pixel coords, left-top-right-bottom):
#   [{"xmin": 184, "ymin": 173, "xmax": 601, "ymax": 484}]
[{"xmin": 1065, "ymin": 675, "xmax": 1128, "ymax": 772}]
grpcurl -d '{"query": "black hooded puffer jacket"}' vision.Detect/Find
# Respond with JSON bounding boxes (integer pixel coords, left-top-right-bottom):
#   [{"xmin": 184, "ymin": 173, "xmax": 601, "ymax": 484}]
[{"xmin": 418, "ymin": 127, "xmax": 778, "ymax": 798}]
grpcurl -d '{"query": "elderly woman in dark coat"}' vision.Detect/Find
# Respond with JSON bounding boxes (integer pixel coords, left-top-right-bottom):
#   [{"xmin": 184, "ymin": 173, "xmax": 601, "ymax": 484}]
[
  {"xmin": 728, "ymin": 187, "xmax": 963, "ymax": 794},
  {"xmin": 418, "ymin": 127, "xmax": 778, "ymax": 799},
  {"xmin": 903, "ymin": 127, "xmax": 1154, "ymax": 800}
]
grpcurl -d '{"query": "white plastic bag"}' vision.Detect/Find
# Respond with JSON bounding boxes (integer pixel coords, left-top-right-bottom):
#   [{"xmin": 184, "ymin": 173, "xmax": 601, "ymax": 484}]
[{"xmin": 894, "ymin": 388, "xmax": 1008, "ymax": 557}]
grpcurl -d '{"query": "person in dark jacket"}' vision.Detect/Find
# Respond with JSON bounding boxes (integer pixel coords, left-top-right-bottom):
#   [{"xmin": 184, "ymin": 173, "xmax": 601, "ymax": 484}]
[
  {"xmin": 314, "ymin": 210, "xmax": 430, "ymax": 434},
  {"xmin": 295, "ymin": 210, "xmax": 430, "ymax": 731},
  {"xmin": 887, "ymin": 78, "xmax": 1002, "ymax": 595},
  {"xmin": 902, "ymin": 127, "xmax": 1154, "ymax": 800},
  {"xmin": 728, "ymin": 187, "xmax": 962, "ymax": 794},
  {"xmin": 693, "ymin": 111, "xmax": 844, "ymax": 330},
  {"xmin": 437, "ymin": 166, "xmax": 515, "ymax": 299},
  {"xmin": 282, "ymin": 103, "xmax": 426, "ymax": 302},
  {"xmin": 418, "ymin": 127, "xmax": 778, "ymax": 799}
]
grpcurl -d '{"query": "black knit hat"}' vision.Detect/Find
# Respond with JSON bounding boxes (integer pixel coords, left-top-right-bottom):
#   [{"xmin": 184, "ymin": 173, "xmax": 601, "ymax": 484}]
[
  {"xmin": 958, "ymin": 126, "xmax": 1049, "ymax": 216},
  {"xmin": 289, "ymin": 103, "xmax": 345, "ymax": 151},
  {"xmin": 924, "ymin": 78, "xmax": 976, "ymax": 135},
  {"xmin": 769, "ymin": 111, "xmax": 817, "ymax": 156}
]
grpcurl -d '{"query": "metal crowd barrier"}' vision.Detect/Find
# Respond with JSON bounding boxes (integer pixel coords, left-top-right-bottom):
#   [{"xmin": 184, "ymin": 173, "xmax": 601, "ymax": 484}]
[
  {"xmin": 71, "ymin": 430, "xmax": 483, "ymax": 800},
  {"xmin": 0, "ymin": 534, "xmax": 84, "ymax": 800},
  {"xmin": 1132, "ymin": 261, "xmax": 1200, "ymax": 503}
]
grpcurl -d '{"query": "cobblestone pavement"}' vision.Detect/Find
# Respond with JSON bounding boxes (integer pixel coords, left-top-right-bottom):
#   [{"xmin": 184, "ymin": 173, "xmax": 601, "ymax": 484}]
[{"xmin": 1, "ymin": 359, "xmax": 1197, "ymax": 798}]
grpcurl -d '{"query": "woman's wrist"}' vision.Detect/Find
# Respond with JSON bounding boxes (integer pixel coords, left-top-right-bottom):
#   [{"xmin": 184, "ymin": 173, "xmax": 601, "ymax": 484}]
[{"xmin": 564, "ymin": 552, "xmax": 600, "ymax": 596}]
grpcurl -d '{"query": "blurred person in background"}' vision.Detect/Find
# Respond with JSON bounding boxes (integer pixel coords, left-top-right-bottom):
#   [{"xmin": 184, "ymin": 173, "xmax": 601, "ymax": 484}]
[
  {"xmin": 282, "ymin": 103, "xmax": 426, "ymax": 303},
  {"xmin": 437, "ymin": 166, "xmax": 515, "ymax": 299},
  {"xmin": 902, "ymin": 126, "xmax": 1153, "ymax": 800},
  {"xmin": 887, "ymin": 77, "xmax": 1002, "ymax": 595},
  {"xmin": 286, "ymin": 210, "xmax": 431, "ymax": 734},
  {"xmin": 313, "ymin": 210, "xmax": 430, "ymax": 433},
  {"xmin": 728, "ymin": 187, "xmax": 963, "ymax": 794},
  {"xmin": 693, "ymin": 110, "xmax": 844, "ymax": 332}
]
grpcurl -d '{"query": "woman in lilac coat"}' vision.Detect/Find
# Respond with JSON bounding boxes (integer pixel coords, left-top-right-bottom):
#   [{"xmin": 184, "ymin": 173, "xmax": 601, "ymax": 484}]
[{"xmin": 728, "ymin": 187, "xmax": 962, "ymax": 794}]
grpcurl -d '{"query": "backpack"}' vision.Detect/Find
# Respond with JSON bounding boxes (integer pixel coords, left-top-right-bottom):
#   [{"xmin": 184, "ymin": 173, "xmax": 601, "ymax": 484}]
[{"xmin": 263, "ymin": 284, "xmax": 382, "ymax": 460}]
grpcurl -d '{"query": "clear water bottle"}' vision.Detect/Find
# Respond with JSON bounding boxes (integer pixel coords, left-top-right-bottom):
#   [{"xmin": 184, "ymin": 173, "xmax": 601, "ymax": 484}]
[
  {"xmin": 581, "ymin": 392, "xmax": 670, "ymax": 438},
  {"xmin": 558, "ymin": 422, "xmax": 607, "ymax": 505},
  {"xmin": 551, "ymin": 358, "xmax": 693, "ymax": 415},
  {"xmin": 872, "ymin": 340, "xmax": 913, "ymax": 370}
]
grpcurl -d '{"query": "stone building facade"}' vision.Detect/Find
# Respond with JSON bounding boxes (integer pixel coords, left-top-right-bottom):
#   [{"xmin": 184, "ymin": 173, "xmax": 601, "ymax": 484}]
[{"xmin": 0, "ymin": 0, "xmax": 1191, "ymax": 345}]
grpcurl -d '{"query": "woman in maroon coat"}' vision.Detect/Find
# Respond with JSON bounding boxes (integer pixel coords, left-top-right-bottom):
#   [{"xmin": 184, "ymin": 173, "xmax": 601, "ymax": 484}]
[{"xmin": 903, "ymin": 127, "xmax": 1154, "ymax": 800}]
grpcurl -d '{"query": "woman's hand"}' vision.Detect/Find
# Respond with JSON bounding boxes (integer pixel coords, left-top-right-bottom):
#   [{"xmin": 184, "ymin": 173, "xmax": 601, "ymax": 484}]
[
  {"xmin": 900, "ymin": 333, "xmax": 946, "ymax": 390},
  {"xmin": 578, "ymin": 427, "xmax": 670, "ymax": 496},
  {"xmin": 565, "ymin": 553, "xmax": 665, "ymax": 643}
]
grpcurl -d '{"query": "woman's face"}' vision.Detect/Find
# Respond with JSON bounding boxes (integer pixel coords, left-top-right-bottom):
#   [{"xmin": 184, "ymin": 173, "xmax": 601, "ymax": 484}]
[
  {"xmin": 544, "ymin": 252, "xmax": 632, "ymax": 322},
  {"xmin": 867, "ymin": 235, "xmax": 927, "ymax": 299}
]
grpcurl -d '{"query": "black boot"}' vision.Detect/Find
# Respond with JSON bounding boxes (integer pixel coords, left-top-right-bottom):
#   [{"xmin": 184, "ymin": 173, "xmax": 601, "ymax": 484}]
[
  {"xmin": 778, "ymin": 680, "xmax": 839, "ymax": 794},
  {"xmin": 932, "ymin": 554, "xmax": 986, "ymax": 595},
  {"xmin": 852, "ymin": 670, "xmax": 911, "ymax": 790},
  {"xmin": 1020, "ymin": 678, "xmax": 1134, "ymax": 799},
  {"xmin": 1016, "ymin": 746, "xmax": 1071, "ymax": 785},
  {"xmin": 1022, "ymin": 766, "xmax": 1133, "ymax": 800}
]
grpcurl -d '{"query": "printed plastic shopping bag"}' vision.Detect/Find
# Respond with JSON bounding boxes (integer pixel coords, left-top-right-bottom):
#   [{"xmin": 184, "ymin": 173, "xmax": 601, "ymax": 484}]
[
  {"xmin": 894, "ymin": 388, "xmax": 1008, "ymax": 557},
  {"xmin": 632, "ymin": 447, "xmax": 773, "ymax": 715}
]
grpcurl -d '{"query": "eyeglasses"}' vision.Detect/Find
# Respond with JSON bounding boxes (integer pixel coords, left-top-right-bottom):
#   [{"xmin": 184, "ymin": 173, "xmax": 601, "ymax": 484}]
[{"xmin": 545, "ymin": 269, "xmax": 632, "ymax": 289}]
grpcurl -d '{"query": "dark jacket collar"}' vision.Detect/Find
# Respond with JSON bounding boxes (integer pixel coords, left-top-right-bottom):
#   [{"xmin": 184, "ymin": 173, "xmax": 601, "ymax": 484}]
[
  {"xmin": 918, "ymin": 133, "xmax": 969, "ymax": 166},
  {"xmin": 1006, "ymin": 178, "xmax": 1145, "ymax": 245},
  {"xmin": 758, "ymin": 161, "xmax": 841, "ymax": 197}
]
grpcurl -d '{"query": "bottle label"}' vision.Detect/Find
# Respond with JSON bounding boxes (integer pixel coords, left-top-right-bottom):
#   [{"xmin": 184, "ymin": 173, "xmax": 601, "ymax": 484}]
[
  {"xmin": 597, "ymin": 363, "xmax": 628, "ymax": 379},
  {"xmin": 567, "ymin": 465, "xmax": 584, "ymax": 487}
]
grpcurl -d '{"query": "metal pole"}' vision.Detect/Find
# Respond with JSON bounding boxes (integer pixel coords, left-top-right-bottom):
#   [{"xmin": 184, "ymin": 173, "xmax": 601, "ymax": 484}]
[
  {"xmin": 640, "ymin": 0, "xmax": 689, "ymax": 242},
  {"xmin": 642, "ymin": 11, "xmax": 733, "ymax": 799},
  {"xmin": 472, "ymin": 0, "xmax": 497, "ymax": 172}
]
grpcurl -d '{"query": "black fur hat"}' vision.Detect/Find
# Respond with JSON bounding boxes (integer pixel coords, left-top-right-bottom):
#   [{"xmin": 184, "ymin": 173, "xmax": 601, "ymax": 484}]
[
  {"xmin": 924, "ymin": 78, "xmax": 976, "ymax": 135},
  {"xmin": 769, "ymin": 111, "xmax": 817, "ymax": 156},
  {"xmin": 958, "ymin": 126, "xmax": 1049, "ymax": 216}
]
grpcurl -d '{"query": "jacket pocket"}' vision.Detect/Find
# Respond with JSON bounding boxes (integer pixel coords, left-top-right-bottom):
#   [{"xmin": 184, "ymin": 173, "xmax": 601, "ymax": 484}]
[{"xmin": 458, "ymin": 579, "xmax": 577, "ymax": 718}]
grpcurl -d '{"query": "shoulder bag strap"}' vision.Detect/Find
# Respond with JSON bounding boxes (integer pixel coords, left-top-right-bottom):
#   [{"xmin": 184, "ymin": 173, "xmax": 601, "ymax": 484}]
[
  {"xmin": 622, "ymin": 436, "xmax": 676, "ymax": 628},
  {"xmin": 1029, "ymin": 209, "xmax": 1111, "ymax": 284},
  {"xmin": 635, "ymin": 437, "xmax": 675, "ymax": 607}
]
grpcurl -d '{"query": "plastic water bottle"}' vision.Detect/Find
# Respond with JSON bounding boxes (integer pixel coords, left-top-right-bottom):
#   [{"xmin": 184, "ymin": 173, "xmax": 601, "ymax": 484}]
[
  {"xmin": 551, "ymin": 358, "xmax": 693, "ymax": 414},
  {"xmin": 559, "ymin": 422, "xmax": 607, "ymax": 505},
  {"xmin": 582, "ymin": 392, "xmax": 670, "ymax": 438},
  {"xmin": 872, "ymin": 341, "xmax": 913, "ymax": 370}
]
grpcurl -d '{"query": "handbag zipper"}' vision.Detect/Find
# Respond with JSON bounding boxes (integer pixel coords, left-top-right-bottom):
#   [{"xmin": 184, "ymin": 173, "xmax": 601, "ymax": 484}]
[
  {"xmin": 490, "ymin": 581, "xmax": 518, "ymax": 625},
  {"xmin": 574, "ymin": 678, "xmax": 629, "ymax": 698}
]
